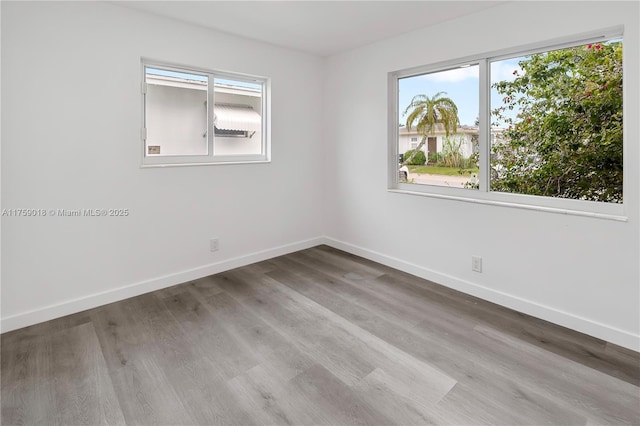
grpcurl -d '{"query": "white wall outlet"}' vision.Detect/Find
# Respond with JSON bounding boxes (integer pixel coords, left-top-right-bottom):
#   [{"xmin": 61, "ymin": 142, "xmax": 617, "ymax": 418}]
[
  {"xmin": 472, "ymin": 255, "xmax": 482, "ymax": 272},
  {"xmin": 210, "ymin": 238, "xmax": 219, "ymax": 252}
]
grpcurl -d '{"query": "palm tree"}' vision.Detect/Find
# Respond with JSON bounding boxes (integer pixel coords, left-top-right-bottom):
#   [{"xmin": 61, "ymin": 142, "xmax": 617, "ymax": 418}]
[{"xmin": 402, "ymin": 92, "xmax": 460, "ymax": 166}]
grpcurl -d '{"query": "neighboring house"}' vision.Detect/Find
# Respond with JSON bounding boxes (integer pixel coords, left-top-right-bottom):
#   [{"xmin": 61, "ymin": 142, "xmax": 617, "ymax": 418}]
[
  {"xmin": 145, "ymin": 74, "xmax": 262, "ymax": 157},
  {"xmin": 399, "ymin": 124, "xmax": 505, "ymax": 163}
]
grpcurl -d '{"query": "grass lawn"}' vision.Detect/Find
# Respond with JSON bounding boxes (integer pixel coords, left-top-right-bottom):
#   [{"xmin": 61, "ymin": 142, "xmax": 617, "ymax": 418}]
[{"xmin": 408, "ymin": 165, "xmax": 478, "ymax": 177}]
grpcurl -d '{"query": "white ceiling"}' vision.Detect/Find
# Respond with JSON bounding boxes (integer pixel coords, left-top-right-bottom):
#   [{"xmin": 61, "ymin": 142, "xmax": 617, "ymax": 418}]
[{"xmin": 113, "ymin": 1, "xmax": 505, "ymax": 57}]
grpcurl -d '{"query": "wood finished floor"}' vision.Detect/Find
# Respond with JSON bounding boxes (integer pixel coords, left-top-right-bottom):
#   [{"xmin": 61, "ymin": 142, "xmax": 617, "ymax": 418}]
[{"xmin": 2, "ymin": 245, "xmax": 639, "ymax": 425}]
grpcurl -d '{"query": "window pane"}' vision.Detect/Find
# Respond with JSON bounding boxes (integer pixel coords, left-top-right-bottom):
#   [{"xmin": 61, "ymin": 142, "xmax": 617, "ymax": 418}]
[
  {"xmin": 145, "ymin": 67, "xmax": 208, "ymax": 156},
  {"xmin": 490, "ymin": 39, "xmax": 623, "ymax": 203},
  {"xmin": 213, "ymin": 78, "xmax": 263, "ymax": 156},
  {"xmin": 398, "ymin": 65, "xmax": 479, "ymax": 189}
]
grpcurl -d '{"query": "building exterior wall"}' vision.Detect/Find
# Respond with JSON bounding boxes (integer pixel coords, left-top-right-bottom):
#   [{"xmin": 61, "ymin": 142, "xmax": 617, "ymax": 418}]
[
  {"xmin": 399, "ymin": 131, "xmax": 476, "ymax": 162},
  {"xmin": 146, "ymin": 82, "xmax": 263, "ymax": 157},
  {"xmin": 146, "ymin": 84, "xmax": 208, "ymax": 156}
]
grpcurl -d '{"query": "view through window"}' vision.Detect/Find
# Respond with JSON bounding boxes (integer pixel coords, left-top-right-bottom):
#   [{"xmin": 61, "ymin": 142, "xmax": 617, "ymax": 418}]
[
  {"xmin": 143, "ymin": 62, "xmax": 268, "ymax": 166},
  {"xmin": 398, "ymin": 65, "xmax": 479, "ymax": 189},
  {"xmin": 393, "ymin": 33, "xmax": 623, "ymax": 208},
  {"xmin": 490, "ymin": 40, "xmax": 623, "ymax": 203}
]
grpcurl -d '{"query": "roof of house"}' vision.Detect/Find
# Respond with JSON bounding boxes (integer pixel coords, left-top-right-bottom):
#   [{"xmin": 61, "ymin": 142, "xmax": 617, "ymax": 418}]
[
  {"xmin": 398, "ymin": 123, "xmax": 479, "ymax": 135},
  {"xmin": 146, "ymin": 74, "xmax": 261, "ymax": 97},
  {"xmin": 398, "ymin": 123, "xmax": 505, "ymax": 135}
]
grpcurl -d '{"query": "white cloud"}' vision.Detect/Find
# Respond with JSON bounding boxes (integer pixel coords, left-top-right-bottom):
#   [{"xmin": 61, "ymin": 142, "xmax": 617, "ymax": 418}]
[
  {"xmin": 417, "ymin": 58, "xmax": 527, "ymax": 84},
  {"xmin": 491, "ymin": 59, "xmax": 525, "ymax": 83}
]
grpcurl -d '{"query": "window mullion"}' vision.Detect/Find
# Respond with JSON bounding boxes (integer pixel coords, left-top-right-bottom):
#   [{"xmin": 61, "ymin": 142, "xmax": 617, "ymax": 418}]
[
  {"xmin": 388, "ymin": 72, "xmax": 400, "ymax": 188},
  {"xmin": 208, "ymin": 73, "xmax": 215, "ymax": 157},
  {"xmin": 478, "ymin": 59, "xmax": 490, "ymax": 193}
]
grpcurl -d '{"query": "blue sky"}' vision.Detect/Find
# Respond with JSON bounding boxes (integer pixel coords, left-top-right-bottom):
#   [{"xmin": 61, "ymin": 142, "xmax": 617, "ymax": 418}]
[{"xmin": 398, "ymin": 58, "xmax": 523, "ymax": 128}]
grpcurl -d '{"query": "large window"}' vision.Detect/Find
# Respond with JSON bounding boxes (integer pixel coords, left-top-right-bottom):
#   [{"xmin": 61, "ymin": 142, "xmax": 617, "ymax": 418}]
[
  {"xmin": 389, "ymin": 28, "xmax": 624, "ymax": 217},
  {"xmin": 142, "ymin": 60, "xmax": 269, "ymax": 166}
]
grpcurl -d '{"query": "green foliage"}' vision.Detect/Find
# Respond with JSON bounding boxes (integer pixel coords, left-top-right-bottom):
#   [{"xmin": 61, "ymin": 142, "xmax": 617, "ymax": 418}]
[
  {"xmin": 459, "ymin": 157, "xmax": 476, "ymax": 170},
  {"xmin": 403, "ymin": 149, "xmax": 426, "ymax": 165},
  {"xmin": 491, "ymin": 41, "xmax": 623, "ymax": 203},
  {"xmin": 402, "ymin": 92, "xmax": 460, "ymax": 166},
  {"xmin": 428, "ymin": 152, "xmax": 443, "ymax": 164},
  {"xmin": 441, "ymin": 136, "xmax": 465, "ymax": 168},
  {"xmin": 423, "ymin": 136, "xmax": 476, "ymax": 171},
  {"xmin": 466, "ymin": 152, "xmax": 479, "ymax": 170},
  {"xmin": 404, "ymin": 92, "xmax": 460, "ymax": 136}
]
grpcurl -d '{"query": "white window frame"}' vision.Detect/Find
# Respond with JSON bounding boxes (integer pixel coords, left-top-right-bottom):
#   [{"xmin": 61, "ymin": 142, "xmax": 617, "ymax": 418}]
[
  {"xmin": 141, "ymin": 58, "xmax": 270, "ymax": 167},
  {"xmin": 388, "ymin": 26, "xmax": 626, "ymax": 221}
]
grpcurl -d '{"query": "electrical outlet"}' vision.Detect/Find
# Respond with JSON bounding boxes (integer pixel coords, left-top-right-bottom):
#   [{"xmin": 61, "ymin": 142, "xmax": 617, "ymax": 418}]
[
  {"xmin": 472, "ymin": 255, "xmax": 482, "ymax": 272},
  {"xmin": 210, "ymin": 238, "xmax": 219, "ymax": 252}
]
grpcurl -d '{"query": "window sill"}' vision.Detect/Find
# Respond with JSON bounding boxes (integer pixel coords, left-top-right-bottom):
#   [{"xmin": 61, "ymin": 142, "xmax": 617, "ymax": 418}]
[
  {"xmin": 141, "ymin": 159, "xmax": 271, "ymax": 168},
  {"xmin": 388, "ymin": 187, "xmax": 627, "ymax": 222}
]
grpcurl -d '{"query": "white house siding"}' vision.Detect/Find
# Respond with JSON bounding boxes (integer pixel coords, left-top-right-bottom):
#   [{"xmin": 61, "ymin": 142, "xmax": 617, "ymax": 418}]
[
  {"xmin": 145, "ymin": 81, "xmax": 263, "ymax": 157},
  {"xmin": 146, "ymin": 84, "xmax": 208, "ymax": 156},
  {"xmin": 399, "ymin": 130, "xmax": 476, "ymax": 162}
]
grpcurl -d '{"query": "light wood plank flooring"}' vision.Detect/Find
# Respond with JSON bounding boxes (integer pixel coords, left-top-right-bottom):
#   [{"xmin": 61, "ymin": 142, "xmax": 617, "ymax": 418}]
[{"xmin": 2, "ymin": 245, "xmax": 639, "ymax": 425}]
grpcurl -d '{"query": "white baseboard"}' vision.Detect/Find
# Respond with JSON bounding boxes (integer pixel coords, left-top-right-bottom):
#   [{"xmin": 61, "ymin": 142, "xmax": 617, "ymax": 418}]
[
  {"xmin": 1, "ymin": 237, "xmax": 324, "ymax": 334},
  {"xmin": 322, "ymin": 237, "xmax": 640, "ymax": 352},
  {"xmin": 4, "ymin": 235, "xmax": 638, "ymax": 352}
]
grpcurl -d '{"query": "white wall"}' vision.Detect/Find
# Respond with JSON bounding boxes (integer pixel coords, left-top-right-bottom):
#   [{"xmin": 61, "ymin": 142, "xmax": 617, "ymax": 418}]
[
  {"xmin": 2, "ymin": 1, "xmax": 638, "ymax": 352},
  {"xmin": 323, "ymin": 1, "xmax": 640, "ymax": 350},
  {"xmin": 1, "ymin": 1, "xmax": 324, "ymax": 329}
]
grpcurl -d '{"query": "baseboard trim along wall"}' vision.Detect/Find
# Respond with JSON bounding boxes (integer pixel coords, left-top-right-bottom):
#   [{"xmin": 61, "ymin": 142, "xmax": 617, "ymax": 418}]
[
  {"xmin": 322, "ymin": 237, "xmax": 640, "ymax": 352},
  {"xmin": 0, "ymin": 237, "xmax": 324, "ymax": 334},
  {"xmin": 3, "ymin": 236, "xmax": 638, "ymax": 352}
]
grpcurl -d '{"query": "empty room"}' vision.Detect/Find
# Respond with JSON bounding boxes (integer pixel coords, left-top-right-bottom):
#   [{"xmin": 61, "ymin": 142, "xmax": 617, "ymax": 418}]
[{"xmin": 1, "ymin": 1, "xmax": 639, "ymax": 425}]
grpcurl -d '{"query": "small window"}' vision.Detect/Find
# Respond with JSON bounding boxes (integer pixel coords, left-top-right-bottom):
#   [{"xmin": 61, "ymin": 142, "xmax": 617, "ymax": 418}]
[{"xmin": 142, "ymin": 60, "xmax": 269, "ymax": 166}]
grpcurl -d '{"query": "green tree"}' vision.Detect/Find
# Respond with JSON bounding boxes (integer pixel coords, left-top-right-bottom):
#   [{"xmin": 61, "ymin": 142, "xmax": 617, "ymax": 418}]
[
  {"xmin": 491, "ymin": 41, "xmax": 623, "ymax": 202},
  {"xmin": 402, "ymin": 149, "xmax": 426, "ymax": 165},
  {"xmin": 402, "ymin": 92, "xmax": 460, "ymax": 166}
]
